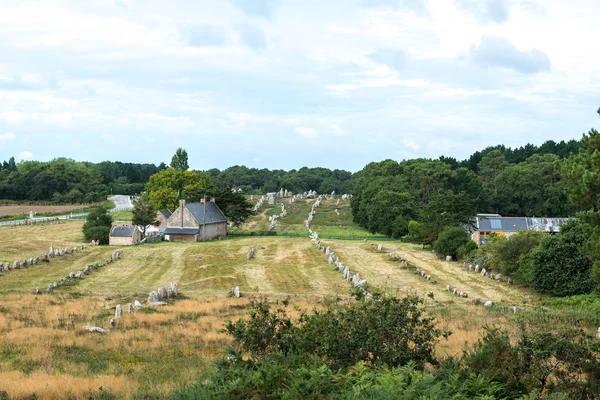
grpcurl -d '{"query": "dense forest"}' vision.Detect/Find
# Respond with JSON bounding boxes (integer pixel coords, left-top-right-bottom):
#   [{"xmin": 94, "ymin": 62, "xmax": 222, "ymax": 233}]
[
  {"xmin": 0, "ymin": 158, "xmax": 165, "ymax": 203},
  {"xmin": 351, "ymin": 139, "xmax": 581, "ymax": 240}
]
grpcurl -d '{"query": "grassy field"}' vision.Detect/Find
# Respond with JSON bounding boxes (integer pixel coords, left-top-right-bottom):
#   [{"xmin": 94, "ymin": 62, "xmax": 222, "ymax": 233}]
[
  {"xmin": 0, "ymin": 200, "xmax": 115, "ymax": 222},
  {"xmin": 1, "ymin": 198, "xmax": 599, "ymax": 398},
  {"xmin": 232, "ymin": 198, "xmax": 380, "ymax": 238}
]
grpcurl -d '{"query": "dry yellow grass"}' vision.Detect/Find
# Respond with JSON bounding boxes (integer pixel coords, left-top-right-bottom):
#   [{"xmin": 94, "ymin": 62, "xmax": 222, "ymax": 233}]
[{"xmin": 2, "ymin": 217, "xmax": 591, "ymax": 398}]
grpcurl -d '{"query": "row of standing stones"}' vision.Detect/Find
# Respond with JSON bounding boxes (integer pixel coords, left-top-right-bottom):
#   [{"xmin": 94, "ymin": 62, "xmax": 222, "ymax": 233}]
[
  {"xmin": 390, "ymin": 250, "xmax": 518, "ymax": 313},
  {"xmin": 306, "ymin": 195, "xmax": 369, "ymax": 297},
  {"xmin": 40, "ymin": 249, "xmax": 122, "ymax": 294},
  {"xmin": 84, "ymin": 282, "xmax": 179, "ymax": 334},
  {"xmin": 1, "ymin": 243, "xmax": 88, "ymax": 273}
]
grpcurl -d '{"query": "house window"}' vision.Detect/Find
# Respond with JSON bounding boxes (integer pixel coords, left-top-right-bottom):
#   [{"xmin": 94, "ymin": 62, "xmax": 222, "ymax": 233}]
[{"xmin": 490, "ymin": 219, "xmax": 502, "ymax": 230}]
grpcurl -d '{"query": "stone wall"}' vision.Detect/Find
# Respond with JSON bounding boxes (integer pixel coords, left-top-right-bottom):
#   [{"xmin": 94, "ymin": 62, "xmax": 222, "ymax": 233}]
[
  {"xmin": 167, "ymin": 201, "xmax": 200, "ymax": 229},
  {"xmin": 156, "ymin": 213, "xmax": 169, "ymax": 230},
  {"xmin": 109, "ymin": 235, "xmax": 138, "ymax": 246},
  {"xmin": 169, "ymin": 234, "xmax": 198, "ymax": 242},
  {"xmin": 199, "ymin": 222, "xmax": 227, "ymax": 240}
]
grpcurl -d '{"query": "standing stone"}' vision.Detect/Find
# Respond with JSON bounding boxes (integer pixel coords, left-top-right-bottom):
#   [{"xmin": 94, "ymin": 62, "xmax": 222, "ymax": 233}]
[
  {"xmin": 126, "ymin": 303, "xmax": 133, "ymax": 313},
  {"xmin": 68, "ymin": 272, "xmax": 75, "ymax": 279},
  {"xmin": 508, "ymin": 276, "xmax": 513, "ymax": 285},
  {"xmin": 34, "ymin": 286, "xmax": 40, "ymax": 294},
  {"xmin": 231, "ymin": 286, "xmax": 240, "ymax": 298},
  {"xmin": 13, "ymin": 261, "xmax": 20, "ymax": 269},
  {"xmin": 495, "ymin": 273, "xmax": 502, "ymax": 281},
  {"xmin": 446, "ymin": 255, "xmax": 452, "ymax": 262},
  {"xmin": 158, "ymin": 287, "xmax": 168, "ymax": 300},
  {"xmin": 115, "ymin": 304, "xmax": 122, "ymax": 319},
  {"xmin": 168, "ymin": 282, "xmax": 178, "ymax": 298},
  {"xmin": 484, "ymin": 300, "xmax": 493, "ymax": 307},
  {"xmin": 446, "ymin": 285, "xmax": 451, "ymax": 292},
  {"xmin": 148, "ymin": 291, "xmax": 160, "ymax": 303},
  {"xmin": 46, "ymin": 283, "xmax": 54, "ymax": 293},
  {"xmin": 596, "ymin": 327, "xmax": 600, "ymax": 339},
  {"xmin": 134, "ymin": 300, "xmax": 142, "ymax": 310},
  {"xmin": 377, "ymin": 244, "xmax": 382, "ymax": 252},
  {"xmin": 513, "ymin": 306, "xmax": 519, "ymax": 314}
]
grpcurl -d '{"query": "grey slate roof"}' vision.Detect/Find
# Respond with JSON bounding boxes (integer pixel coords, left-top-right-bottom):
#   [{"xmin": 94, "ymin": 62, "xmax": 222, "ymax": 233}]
[
  {"xmin": 111, "ymin": 225, "xmax": 137, "ymax": 237},
  {"xmin": 477, "ymin": 217, "xmax": 528, "ymax": 232},
  {"xmin": 164, "ymin": 227, "xmax": 200, "ymax": 235},
  {"xmin": 186, "ymin": 202, "xmax": 227, "ymax": 225},
  {"xmin": 159, "ymin": 210, "xmax": 172, "ymax": 219}
]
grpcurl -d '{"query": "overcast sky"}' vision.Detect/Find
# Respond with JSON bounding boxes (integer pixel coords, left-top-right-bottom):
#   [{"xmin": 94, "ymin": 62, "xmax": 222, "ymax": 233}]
[{"xmin": 0, "ymin": 0, "xmax": 598, "ymax": 172}]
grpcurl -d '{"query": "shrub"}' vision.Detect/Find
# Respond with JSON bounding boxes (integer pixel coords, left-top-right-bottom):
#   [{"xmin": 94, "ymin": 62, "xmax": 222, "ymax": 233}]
[
  {"xmin": 223, "ymin": 295, "xmax": 449, "ymax": 371},
  {"xmin": 434, "ymin": 226, "xmax": 469, "ymax": 260},
  {"xmin": 487, "ymin": 230, "xmax": 543, "ymax": 277},
  {"xmin": 529, "ymin": 220, "xmax": 594, "ymax": 296},
  {"xmin": 463, "ymin": 326, "xmax": 600, "ymax": 399}
]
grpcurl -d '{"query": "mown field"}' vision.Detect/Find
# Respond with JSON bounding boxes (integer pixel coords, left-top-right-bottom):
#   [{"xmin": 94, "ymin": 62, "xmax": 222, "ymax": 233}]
[{"xmin": 1, "ymin": 197, "xmax": 599, "ymax": 399}]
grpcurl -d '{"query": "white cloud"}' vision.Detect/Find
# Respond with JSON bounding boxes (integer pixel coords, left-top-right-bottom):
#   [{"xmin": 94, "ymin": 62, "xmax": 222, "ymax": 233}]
[
  {"xmin": 403, "ymin": 139, "xmax": 420, "ymax": 151},
  {"xmin": 296, "ymin": 127, "xmax": 318, "ymax": 137},
  {"xmin": 0, "ymin": 132, "xmax": 16, "ymax": 142},
  {"xmin": 332, "ymin": 124, "xmax": 344, "ymax": 136},
  {"xmin": 1, "ymin": 111, "xmax": 25, "ymax": 124},
  {"xmin": 18, "ymin": 151, "xmax": 33, "ymax": 160}
]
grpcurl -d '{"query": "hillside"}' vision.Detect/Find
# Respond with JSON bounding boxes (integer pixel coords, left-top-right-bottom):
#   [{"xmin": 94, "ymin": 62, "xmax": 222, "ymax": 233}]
[{"xmin": 0, "ymin": 196, "xmax": 599, "ymax": 398}]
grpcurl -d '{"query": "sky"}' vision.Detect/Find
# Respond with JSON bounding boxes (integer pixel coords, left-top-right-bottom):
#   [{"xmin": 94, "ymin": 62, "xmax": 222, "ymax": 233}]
[{"xmin": 0, "ymin": 0, "xmax": 599, "ymax": 172}]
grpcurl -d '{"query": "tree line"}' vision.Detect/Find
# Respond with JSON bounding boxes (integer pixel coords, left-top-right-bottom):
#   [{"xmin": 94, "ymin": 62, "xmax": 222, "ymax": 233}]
[
  {"xmin": 0, "ymin": 158, "xmax": 165, "ymax": 203},
  {"xmin": 205, "ymin": 165, "xmax": 354, "ymax": 195}
]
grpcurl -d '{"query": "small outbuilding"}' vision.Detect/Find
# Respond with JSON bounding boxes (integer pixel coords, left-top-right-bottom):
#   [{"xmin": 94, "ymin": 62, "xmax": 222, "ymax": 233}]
[
  {"xmin": 109, "ymin": 225, "xmax": 141, "ymax": 246},
  {"xmin": 165, "ymin": 199, "xmax": 227, "ymax": 242}
]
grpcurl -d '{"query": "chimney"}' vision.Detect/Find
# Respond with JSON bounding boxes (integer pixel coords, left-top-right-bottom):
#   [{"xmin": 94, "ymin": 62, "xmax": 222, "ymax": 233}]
[{"xmin": 180, "ymin": 199, "xmax": 186, "ymax": 207}]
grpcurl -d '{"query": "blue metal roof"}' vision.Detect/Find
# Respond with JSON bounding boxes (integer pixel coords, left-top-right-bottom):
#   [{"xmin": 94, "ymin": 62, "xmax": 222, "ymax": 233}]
[
  {"xmin": 111, "ymin": 225, "xmax": 137, "ymax": 237},
  {"xmin": 478, "ymin": 217, "xmax": 528, "ymax": 232},
  {"xmin": 164, "ymin": 227, "xmax": 199, "ymax": 235},
  {"xmin": 185, "ymin": 202, "xmax": 227, "ymax": 225}
]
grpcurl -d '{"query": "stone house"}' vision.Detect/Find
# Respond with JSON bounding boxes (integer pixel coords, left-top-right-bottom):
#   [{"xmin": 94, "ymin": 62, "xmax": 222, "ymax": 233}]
[
  {"xmin": 109, "ymin": 225, "xmax": 141, "ymax": 246},
  {"xmin": 156, "ymin": 210, "xmax": 172, "ymax": 231},
  {"xmin": 164, "ymin": 200, "xmax": 227, "ymax": 242}
]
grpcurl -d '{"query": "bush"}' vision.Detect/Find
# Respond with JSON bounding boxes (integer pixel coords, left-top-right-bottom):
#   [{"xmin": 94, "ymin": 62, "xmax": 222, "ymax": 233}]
[
  {"xmin": 487, "ymin": 230, "xmax": 543, "ymax": 277},
  {"xmin": 456, "ymin": 240, "xmax": 478, "ymax": 260},
  {"xmin": 223, "ymin": 295, "xmax": 449, "ymax": 371},
  {"xmin": 529, "ymin": 220, "xmax": 594, "ymax": 296},
  {"xmin": 434, "ymin": 226, "xmax": 469, "ymax": 260},
  {"xmin": 463, "ymin": 326, "xmax": 600, "ymax": 399}
]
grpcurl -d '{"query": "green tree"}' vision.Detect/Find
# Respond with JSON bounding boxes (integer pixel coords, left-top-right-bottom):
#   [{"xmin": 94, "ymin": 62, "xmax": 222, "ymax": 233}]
[
  {"xmin": 132, "ymin": 193, "xmax": 159, "ymax": 236},
  {"xmin": 562, "ymin": 112, "xmax": 600, "ymax": 210},
  {"xmin": 82, "ymin": 207, "xmax": 113, "ymax": 244},
  {"xmin": 212, "ymin": 187, "xmax": 255, "ymax": 226},
  {"xmin": 146, "ymin": 168, "xmax": 213, "ymax": 211},
  {"xmin": 170, "ymin": 148, "xmax": 189, "ymax": 171},
  {"xmin": 418, "ymin": 191, "xmax": 476, "ymax": 244}
]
